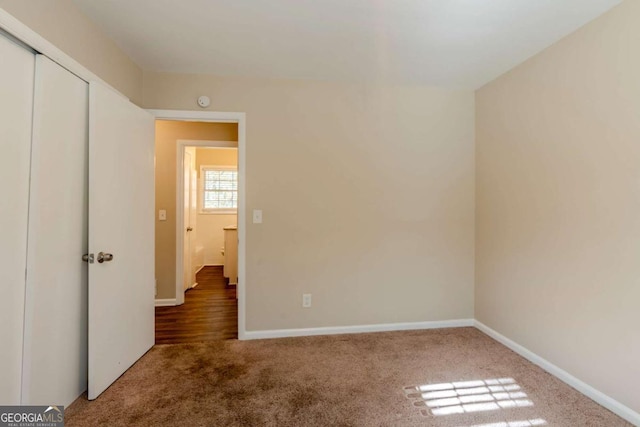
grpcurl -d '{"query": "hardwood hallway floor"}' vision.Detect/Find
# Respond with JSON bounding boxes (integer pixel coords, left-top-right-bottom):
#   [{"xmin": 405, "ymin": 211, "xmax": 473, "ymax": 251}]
[{"xmin": 155, "ymin": 266, "xmax": 238, "ymax": 344}]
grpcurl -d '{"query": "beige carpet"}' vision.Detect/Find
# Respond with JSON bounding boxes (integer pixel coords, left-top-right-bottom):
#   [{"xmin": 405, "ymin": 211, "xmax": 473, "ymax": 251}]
[{"xmin": 66, "ymin": 328, "xmax": 630, "ymax": 426}]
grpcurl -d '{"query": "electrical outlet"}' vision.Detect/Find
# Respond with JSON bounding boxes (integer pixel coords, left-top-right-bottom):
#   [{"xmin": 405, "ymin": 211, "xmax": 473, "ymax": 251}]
[{"xmin": 302, "ymin": 293, "xmax": 312, "ymax": 308}]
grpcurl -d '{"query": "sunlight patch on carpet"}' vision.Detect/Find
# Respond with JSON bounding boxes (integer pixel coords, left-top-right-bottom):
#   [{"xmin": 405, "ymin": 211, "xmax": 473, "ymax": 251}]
[
  {"xmin": 459, "ymin": 419, "xmax": 547, "ymax": 427},
  {"xmin": 404, "ymin": 378, "xmax": 535, "ymax": 417}
]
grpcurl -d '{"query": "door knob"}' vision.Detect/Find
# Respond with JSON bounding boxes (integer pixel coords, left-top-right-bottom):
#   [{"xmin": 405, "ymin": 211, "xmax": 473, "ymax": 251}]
[
  {"xmin": 97, "ymin": 252, "xmax": 114, "ymax": 263},
  {"xmin": 186, "ymin": 227, "xmax": 193, "ymax": 232}
]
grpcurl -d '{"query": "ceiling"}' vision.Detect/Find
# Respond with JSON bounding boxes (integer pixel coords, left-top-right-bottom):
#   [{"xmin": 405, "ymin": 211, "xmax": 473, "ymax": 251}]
[{"xmin": 72, "ymin": 0, "xmax": 621, "ymax": 89}]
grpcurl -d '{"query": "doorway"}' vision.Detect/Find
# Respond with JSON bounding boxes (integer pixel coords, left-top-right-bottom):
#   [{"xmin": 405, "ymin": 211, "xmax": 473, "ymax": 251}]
[{"xmin": 149, "ymin": 111, "xmax": 246, "ymax": 342}]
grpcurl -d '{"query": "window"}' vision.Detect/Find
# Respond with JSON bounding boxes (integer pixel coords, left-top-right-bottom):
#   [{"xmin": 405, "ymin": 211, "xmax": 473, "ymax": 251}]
[{"xmin": 200, "ymin": 166, "xmax": 238, "ymax": 214}]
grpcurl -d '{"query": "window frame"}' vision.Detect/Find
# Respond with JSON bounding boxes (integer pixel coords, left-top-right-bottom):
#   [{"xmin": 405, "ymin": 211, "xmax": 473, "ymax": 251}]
[{"xmin": 199, "ymin": 165, "xmax": 238, "ymax": 215}]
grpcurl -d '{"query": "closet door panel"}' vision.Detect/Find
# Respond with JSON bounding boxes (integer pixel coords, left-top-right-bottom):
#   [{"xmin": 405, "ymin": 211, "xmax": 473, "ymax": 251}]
[
  {"xmin": 22, "ymin": 55, "xmax": 89, "ymax": 406},
  {"xmin": 0, "ymin": 34, "xmax": 35, "ymax": 405}
]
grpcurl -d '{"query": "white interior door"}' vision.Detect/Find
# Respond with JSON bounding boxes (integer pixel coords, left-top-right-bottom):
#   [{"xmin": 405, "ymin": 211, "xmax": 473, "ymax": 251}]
[
  {"xmin": 88, "ymin": 81, "xmax": 155, "ymax": 400},
  {"xmin": 22, "ymin": 55, "xmax": 89, "ymax": 406},
  {"xmin": 190, "ymin": 168, "xmax": 198, "ymax": 282},
  {"xmin": 183, "ymin": 149, "xmax": 193, "ymax": 290},
  {"xmin": 0, "ymin": 33, "xmax": 34, "ymax": 406}
]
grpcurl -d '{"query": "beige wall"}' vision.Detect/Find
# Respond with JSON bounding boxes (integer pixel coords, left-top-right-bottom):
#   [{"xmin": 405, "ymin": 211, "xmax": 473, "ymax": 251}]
[
  {"xmin": 155, "ymin": 121, "xmax": 238, "ymax": 299},
  {"xmin": 144, "ymin": 73, "xmax": 476, "ymax": 331},
  {"xmin": 195, "ymin": 148, "xmax": 238, "ymax": 177},
  {"xmin": 4, "ymin": 0, "xmax": 636, "ymax": 413},
  {"xmin": 195, "ymin": 148, "xmax": 238, "ymax": 266},
  {"xmin": 0, "ymin": 0, "xmax": 143, "ymax": 104},
  {"xmin": 476, "ymin": 1, "xmax": 639, "ymax": 414}
]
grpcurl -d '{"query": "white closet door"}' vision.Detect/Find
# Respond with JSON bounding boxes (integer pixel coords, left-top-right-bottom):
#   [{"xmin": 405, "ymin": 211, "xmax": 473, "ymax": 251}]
[
  {"xmin": 22, "ymin": 55, "xmax": 89, "ymax": 406},
  {"xmin": 88, "ymin": 81, "xmax": 155, "ymax": 400},
  {"xmin": 0, "ymin": 34, "xmax": 34, "ymax": 405}
]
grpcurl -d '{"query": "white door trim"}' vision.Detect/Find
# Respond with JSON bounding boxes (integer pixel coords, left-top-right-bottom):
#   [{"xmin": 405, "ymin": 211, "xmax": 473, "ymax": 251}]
[
  {"xmin": 177, "ymin": 141, "xmax": 237, "ymax": 300},
  {"xmin": 177, "ymin": 139, "xmax": 237, "ymax": 148},
  {"xmin": 149, "ymin": 110, "xmax": 246, "ymax": 340}
]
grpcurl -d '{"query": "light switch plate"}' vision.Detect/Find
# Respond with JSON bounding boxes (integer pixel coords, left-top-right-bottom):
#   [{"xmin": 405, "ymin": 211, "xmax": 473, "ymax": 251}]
[
  {"xmin": 253, "ymin": 209, "xmax": 262, "ymax": 224},
  {"xmin": 302, "ymin": 294, "xmax": 312, "ymax": 308},
  {"xmin": 159, "ymin": 210, "xmax": 167, "ymax": 221}
]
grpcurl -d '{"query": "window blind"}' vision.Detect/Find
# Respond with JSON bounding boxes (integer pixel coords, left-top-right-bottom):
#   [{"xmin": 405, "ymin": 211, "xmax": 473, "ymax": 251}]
[{"xmin": 202, "ymin": 168, "xmax": 238, "ymax": 211}]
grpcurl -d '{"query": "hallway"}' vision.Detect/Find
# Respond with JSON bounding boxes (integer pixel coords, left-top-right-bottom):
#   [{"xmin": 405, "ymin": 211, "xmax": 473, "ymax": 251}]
[{"xmin": 155, "ymin": 266, "xmax": 238, "ymax": 344}]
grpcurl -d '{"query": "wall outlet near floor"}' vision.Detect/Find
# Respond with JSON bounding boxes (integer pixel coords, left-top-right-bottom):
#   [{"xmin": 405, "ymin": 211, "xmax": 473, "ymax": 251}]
[{"xmin": 302, "ymin": 293, "xmax": 312, "ymax": 308}]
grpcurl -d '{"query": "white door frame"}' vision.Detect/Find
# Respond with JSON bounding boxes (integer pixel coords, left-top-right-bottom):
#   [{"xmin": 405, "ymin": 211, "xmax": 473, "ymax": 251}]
[
  {"xmin": 177, "ymin": 141, "xmax": 236, "ymax": 293},
  {"xmin": 148, "ymin": 110, "xmax": 246, "ymax": 340}
]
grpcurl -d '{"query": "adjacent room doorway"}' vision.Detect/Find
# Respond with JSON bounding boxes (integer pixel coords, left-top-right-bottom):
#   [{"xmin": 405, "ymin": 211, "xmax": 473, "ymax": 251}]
[{"xmin": 148, "ymin": 110, "xmax": 247, "ymax": 342}]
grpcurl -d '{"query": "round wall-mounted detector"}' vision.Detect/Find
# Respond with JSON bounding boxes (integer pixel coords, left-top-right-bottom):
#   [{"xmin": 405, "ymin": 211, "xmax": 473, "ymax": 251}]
[{"xmin": 197, "ymin": 96, "xmax": 211, "ymax": 108}]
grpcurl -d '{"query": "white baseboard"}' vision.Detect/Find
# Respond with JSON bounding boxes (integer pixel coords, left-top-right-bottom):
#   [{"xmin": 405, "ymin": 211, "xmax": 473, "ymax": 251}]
[
  {"xmin": 194, "ymin": 263, "xmax": 224, "ymax": 277},
  {"xmin": 243, "ymin": 318, "xmax": 474, "ymax": 340},
  {"xmin": 154, "ymin": 298, "xmax": 177, "ymax": 307},
  {"xmin": 196, "ymin": 264, "xmax": 223, "ymax": 275},
  {"xmin": 474, "ymin": 320, "xmax": 640, "ymax": 426}
]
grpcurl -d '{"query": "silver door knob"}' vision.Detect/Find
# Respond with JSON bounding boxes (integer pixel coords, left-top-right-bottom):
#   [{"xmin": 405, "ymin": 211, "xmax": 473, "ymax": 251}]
[{"xmin": 97, "ymin": 252, "xmax": 114, "ymax": 263}]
